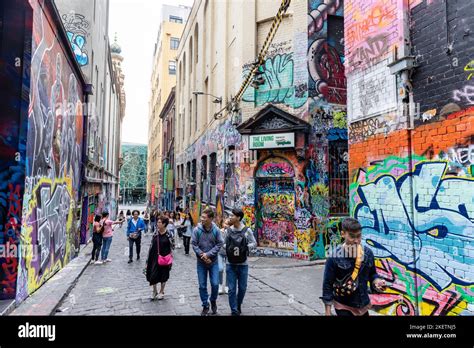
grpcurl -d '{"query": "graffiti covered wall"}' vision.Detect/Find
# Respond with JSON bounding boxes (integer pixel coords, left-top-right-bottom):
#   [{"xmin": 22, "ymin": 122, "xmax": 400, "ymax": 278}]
[
  {"xmin": 16, "ymin": 0, "xmax": 85, "ymax": 303},
  {"xmin": 346, "ymin": 0, "xmax": 474, "ymax": 315}
]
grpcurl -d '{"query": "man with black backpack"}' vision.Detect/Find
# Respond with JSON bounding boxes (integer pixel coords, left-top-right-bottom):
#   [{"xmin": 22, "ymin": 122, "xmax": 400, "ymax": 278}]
[{"xmin": 225, "ymin": 208, "xmax": 256, "ymax": 316}]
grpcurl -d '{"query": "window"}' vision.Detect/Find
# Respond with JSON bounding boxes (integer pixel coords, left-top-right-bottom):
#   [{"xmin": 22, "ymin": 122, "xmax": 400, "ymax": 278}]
[
  {"xmin": 170, "ymin": 37, "xmax": 179, "ymax": 50},
  {"xmin": 189, "ymin": 39, "xmax": 193, "ymax": 74},
  {"xmin": 200, "ymin": 156, "xmax": 208, "ymax": 202},
  {"xmin": 209, "ymin": 153, "xmax": 217, "ymax": 205},
  {"xmin": 169, "ymin": 60, "xmax": 176, "ymax": 75},
  {"xmin": 328, "ymin": 139, "xmax": 349, "ymax": 215},
  {"xmin": 191, "ymin": 159, "xmax": 197, "ymax": 201},
  {"xmin": 224, "ymin": 146, "xmax": 236, "ymax": 208},
  {"xmin": 194, "ymin": 24, "xmax": 199, "ymax": 64},
  {"xmin": 189, "ymin": 99, "xmax": 192, "ymax": 137},
  {"xmin": 169, "ymin": 15, "xmax": 183, "ymax": 23}
]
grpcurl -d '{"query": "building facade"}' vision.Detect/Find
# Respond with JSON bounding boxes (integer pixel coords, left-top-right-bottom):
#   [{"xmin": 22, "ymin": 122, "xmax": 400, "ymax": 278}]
[
  {"xmin": 159, "ymin": 88, "xmax": 176, "ymax": 211},
  {"xmin": 147, "ymin": 4, "xmax": 191, "ymax": 207},
  {"xmin": 55, "ymin": 0, "xmax": 125, "ymax": 239},
  {"xmin": 120, "ymin": 143, "xmax": 148, "ymax": 205}
]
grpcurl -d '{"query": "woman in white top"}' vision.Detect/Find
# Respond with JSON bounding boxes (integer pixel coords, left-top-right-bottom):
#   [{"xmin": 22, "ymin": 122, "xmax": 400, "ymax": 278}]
[{"xmin": 179, "ymin": 212, "xmax": 193, "ymax": 255}]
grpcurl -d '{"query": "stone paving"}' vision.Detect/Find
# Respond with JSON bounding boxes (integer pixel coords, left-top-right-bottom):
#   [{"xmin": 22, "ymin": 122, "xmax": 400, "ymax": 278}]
[{"xmin": 55, "ymin": 213, "xmax": 325, "ymax": 316}]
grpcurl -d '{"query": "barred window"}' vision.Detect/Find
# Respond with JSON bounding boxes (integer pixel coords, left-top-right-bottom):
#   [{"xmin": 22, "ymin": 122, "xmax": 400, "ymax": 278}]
[{"xmin": 328, "ymin": 139, "xmax": 349, "ymax": 215}]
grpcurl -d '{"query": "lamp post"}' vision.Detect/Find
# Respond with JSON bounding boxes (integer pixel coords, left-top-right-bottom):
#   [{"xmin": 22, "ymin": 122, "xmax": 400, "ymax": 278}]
[{"xmin": 192, "ymin": 91, "xmax": 222, "ymax": 106}]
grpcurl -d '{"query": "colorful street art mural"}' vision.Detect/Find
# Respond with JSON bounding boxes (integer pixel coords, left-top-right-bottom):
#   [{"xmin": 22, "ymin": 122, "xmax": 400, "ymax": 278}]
[
  {"xmin": 350, "ymin": 155, "xmax": 474, "ymax": 316},
  {"xmin": 15, "ymin": 0, "xmax": 85, "ymax": 303}
]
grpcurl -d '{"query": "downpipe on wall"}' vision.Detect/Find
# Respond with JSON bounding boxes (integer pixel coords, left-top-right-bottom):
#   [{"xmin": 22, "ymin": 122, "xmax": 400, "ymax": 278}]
[{"xmin": 402, "ymin": 68, "xmax": 420, "ymax": 315}]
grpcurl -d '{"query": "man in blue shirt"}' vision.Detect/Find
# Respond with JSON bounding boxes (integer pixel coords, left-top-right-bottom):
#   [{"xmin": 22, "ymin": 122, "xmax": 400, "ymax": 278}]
[
  {"xmin": 127, "ymin": 210, "xmax": 146, "ymax": 263},
  {"xmin": 191, "ymin": 208, "xmax": 223, "ymax": 316}
]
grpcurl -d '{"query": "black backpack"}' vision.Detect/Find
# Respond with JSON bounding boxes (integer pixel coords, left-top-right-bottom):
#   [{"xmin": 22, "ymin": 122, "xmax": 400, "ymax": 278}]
[{"xmin": 225, "ymin": 227, "xmax": 249, "ymax": 264}]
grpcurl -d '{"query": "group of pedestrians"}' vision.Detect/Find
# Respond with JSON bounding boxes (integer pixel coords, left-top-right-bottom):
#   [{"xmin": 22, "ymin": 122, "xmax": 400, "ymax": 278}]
[{"xmin": 91, "ymin": 203, "xmax": 386, "ymax": 317}]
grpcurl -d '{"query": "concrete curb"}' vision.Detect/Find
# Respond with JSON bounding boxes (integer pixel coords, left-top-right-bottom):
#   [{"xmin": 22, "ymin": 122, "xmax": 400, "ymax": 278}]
[
  {"xmin": 9, "ymin": 242, "xmax": 93, "ymax": 316},
  {"xmin": 0, "ymin": 300, "xmax": 16, "ymax": 316},
  {"xmin": 249, "ymin": 258, "xmax": 326, "ymax": 269}
]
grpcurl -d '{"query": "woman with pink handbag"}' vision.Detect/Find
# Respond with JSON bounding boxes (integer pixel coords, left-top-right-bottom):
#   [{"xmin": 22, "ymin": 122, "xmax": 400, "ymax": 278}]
[{"xmin": 146, "ymin": 216, "xmax": 175, "ymax": 300}]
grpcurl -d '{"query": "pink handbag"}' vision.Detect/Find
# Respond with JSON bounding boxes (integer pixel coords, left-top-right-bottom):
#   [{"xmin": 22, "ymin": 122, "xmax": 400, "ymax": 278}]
[{"xmin": 157, "ymin": 233, "xmax": 173, "ymax": 266}]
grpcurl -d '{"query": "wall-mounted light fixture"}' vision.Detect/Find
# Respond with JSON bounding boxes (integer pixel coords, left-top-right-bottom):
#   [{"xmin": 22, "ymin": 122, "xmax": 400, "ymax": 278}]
[{"xmin": 192, "ymin": 91, "xmax": 222, "ymax": 105}]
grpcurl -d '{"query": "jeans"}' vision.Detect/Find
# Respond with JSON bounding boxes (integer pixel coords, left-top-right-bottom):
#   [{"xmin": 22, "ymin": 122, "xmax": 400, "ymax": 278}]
[
  {"xmin": 197, "ymin": 261, "xmax": 219, "ymax": 308},
  {"xmin": 101, "ymin": 237, "xmax": 113, "ymax": 260},
  {"xmin": 226, "ymin": 264, "xmax": 249, "ymax": 314},
  {"xmin": 129, "ymin": 236, "xmax": 141, "ymax": 260},
  {"xmin": 91, "ymin": 234, "xmax": 102, "ymax": 261},
  {"xmin": 183, "ymin": 236, "xmax": 191, "ymax": 254},
  {"xmin": 218, "ymin": 254, "xmax": 228, "ymax": 286}
]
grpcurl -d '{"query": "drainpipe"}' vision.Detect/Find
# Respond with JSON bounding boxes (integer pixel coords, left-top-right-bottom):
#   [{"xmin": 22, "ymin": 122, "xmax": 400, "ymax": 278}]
[
  {"xmin": 386, "ymin": 0, "xmax": 420, "ymax": 315},
  {"xmin": 80, "ymin": 84, "xmax": 93, "ymax": 248}
]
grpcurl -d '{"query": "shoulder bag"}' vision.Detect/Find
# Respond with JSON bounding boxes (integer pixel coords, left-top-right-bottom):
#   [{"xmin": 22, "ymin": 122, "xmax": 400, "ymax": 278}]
[
  {"xmin": 157, "ymin": 233, "xmax": 173, "ymax": 266},
  {"xmin": 334, "ymin": 244, "xmax": 363, "ymax": 297}
]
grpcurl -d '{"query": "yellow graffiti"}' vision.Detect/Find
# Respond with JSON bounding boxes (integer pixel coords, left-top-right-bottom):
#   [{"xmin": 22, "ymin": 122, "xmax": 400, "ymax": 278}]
[
  {"xmin": 20, "ymin": 177, "xmax": 75, "ymax": 296},
  {"xmin": 465, "ymin": 59, "xmax": 474, "ymax": 80},
  {"xmin": 295, "ymin": 229, "xmax": 311, "ymax": 253}
]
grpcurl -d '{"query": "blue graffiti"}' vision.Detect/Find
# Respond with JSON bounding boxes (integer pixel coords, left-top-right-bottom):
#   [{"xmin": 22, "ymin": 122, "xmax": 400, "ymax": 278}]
[
  {"xmin": 328, "ymin": 128, "xmax": 347, "ymax": 141},
  {"xmin": 66, "ymin": 32, "xmax": 88, "ymax": 66},
  {"xmin": 354, "ymin": 161, "xmax": 474, "ymax": 291}
]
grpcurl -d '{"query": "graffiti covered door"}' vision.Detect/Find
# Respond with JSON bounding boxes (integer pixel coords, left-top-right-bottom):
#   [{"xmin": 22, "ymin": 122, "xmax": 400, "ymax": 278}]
[{"xmin": 255, "ymin": 157, "xmax": 296, "ymax": 250}]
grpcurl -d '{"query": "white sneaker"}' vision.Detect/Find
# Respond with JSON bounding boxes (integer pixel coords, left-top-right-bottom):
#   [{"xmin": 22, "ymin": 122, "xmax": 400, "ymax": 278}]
[
  {"xmin": 106, "ymin": 259, "xmax": 112, "ymax": 263},
  {"xmin": 225, "ymin": 287, "xmax": 229, "ymax": 294},
  {"xmin": 218, "ymin": 285, "xmax": 224, "ymax": 294},
  {"xmin": 157, "ymin": 293, "xmax": 164, "ymax": 300},
  {"xmin": 177, "ymin": 245, "xmax": 182, "ymax": 249},
  {"xmin": 95, "ymin": 260, "xmax": 103, "ymax": 265}
]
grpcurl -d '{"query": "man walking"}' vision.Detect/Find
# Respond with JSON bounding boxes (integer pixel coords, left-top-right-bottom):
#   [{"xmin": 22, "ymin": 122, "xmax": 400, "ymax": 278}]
[
  {"xmin": 192, "ymin": 208, "xmax": 223, "ymax": 316},
  {"xmin": 127, "ymin": 210, "xmax": 146, "ymax": 263},
  {"xmin": 224, "ymin": 208, "xmax": 256, "ymax": 316}
]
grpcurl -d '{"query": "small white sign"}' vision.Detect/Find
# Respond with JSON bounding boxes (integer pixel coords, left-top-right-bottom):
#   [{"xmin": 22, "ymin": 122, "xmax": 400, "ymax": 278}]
[{"xmin": 249, "ymin": 133, "xmax": 295, "ymax": 149}]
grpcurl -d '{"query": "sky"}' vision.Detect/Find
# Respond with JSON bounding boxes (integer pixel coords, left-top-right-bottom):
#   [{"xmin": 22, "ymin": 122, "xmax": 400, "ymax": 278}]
[{"xmin": 109, "ymin": 0, "xmax": 194, "ymax": 145}]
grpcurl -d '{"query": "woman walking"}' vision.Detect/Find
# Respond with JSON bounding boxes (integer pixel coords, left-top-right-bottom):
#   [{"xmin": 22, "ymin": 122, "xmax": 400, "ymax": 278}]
[
  {"xmin": 218, "ymin": 218, "xmax": 231, "ymax": 294},
  {"xmin": 170, "ymin": 211, "xmax": 182, "ymax": 249},
  {"xmin": 144, "ymin": 210, "xmax": 150, "ymax": 233},
  {"xmin": 180, "ymin": 212, "xmax": 193, "ymax": 255},
  {"xmin": 146, "ymin": 216, "xmax": 174, "ymax": 300},
  {"xmin": 150, "ymin": 209, "xmax": 157, "ymax": 234},
  {"xmin": 126, "ymin": 209, "xmax": 132, "ymax": 222},
  {"xmin": 91, "ymin": 215, "xmax": 103, "ymax": 264}
]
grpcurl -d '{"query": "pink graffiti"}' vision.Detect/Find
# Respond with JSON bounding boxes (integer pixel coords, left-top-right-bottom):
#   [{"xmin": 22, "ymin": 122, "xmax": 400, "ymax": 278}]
[
  {"xmin": 371, "ymin": 259, "xmax": 465, "ymax": 316},
  {"xmin": 259, "ymin": 162, "xmax": 294, "ymax": 177}
]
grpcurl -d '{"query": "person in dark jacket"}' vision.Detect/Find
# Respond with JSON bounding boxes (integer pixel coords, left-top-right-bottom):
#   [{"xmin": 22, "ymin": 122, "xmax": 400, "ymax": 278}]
[
  {"xmin": 321, "ymin": 217, "xmax": 386, "ymax": 316},
  {"xmin": 191, "ymin": 208, "xmax": 223, "ymax": 316},
  {"xmin": 146, "ymin": 216, "xmax": 174, "ymax": 300}
]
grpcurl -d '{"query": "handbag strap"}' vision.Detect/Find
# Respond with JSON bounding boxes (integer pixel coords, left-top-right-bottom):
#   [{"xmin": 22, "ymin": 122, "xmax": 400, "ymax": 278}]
[{"xmin": 350, "ymin": 244, "xmax": 363, "ymax": 281}]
